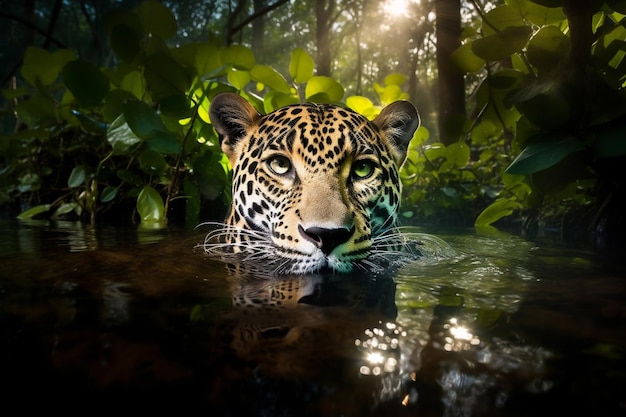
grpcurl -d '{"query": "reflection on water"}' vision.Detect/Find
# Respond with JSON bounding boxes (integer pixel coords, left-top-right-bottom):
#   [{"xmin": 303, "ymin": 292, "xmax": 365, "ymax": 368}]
[{"xmin": 0, "ymin": 220, "xmax": 624, "ymax": 416}]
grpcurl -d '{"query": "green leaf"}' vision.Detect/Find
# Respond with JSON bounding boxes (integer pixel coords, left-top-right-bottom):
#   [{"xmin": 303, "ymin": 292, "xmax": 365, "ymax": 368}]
[
  {"xmin": 289, "ymin": 48, "xmax": 314, "ymax": 84},
  {"xmin": 110, "ymin": 24, "xmax": 141, "ymax": 63},
  {"xmin": 68, "ymin": 165, "xmax": 87, "ymax": 188},
  {"xmin": 346, "ymin": 96, "xmax": 378, "ymax": 119},
  {"xmin": 139, "ymin": 149, "xmax": 167, "ymax": 175},
  {"xmin": 117, "ymin": 169, "xmax": 144, "ymax": 187},
  {"xmin": 138, "ymin": 0, "xmax": 177, "ymax": 39},
  {"xmin": 62, "ymin": 60, "xmax": 110, "ymax": 107},
  {"xmin": 103, "ymin": 89, "xmax": 137, "ymax": 123},
  {"xmin": 482, "ymin": 4, "xmax": 525, "ymax": 36},
  {"xmin": 17, "ymin": 204, "xmax": 51, "ymax": 220},
  {"xmin": 450, "ymin": 43, "xmax": 485, "ymax": 73},
  {"xmin": 250, "ymin": 65, "xmax": 292, "ymax": 94},
  {"xmin": 107, "ymin": 114, "xmax": 142, "ymax": 154},
  {"xmin": 384, "ymin": 73, "xmax": 406, "ymax": 86},
  {"xmin": 472, "ymin": 26, "xmax": 533, "ymax": 61},
  {"xmin": 423, "ymin": 143, "xmax": 446, "ymax": 160},
  {"xmin": 305, "ymin": 76, "xmax": 344, "ymax": 103},
  {"xmin": 527, "ymin": 26, "xmax": 570, "ymax": 71},
  {"xmin": 144, "ymin": 52, "xmax": 192, "ymax": 101},
  {"xmin": 137, "ymin": 185, "xmax": 165, "ymax": 224},
  {"xmin": 21, "ymin": 47, "xmax": 76, "ymax": 86},
  {"xmin": 71, "ymin": 110, "xmax": 107, "ymax": 134},
  {"xmin": 227, "ymin": 69, "xmax": 251, "ymax": 90},
  {"xmin": 506, "ymin": 134, "xmax": 585, "ymax": 175},
  {"xmin": 100, "ymin": 186, "xmax": 118, "ymax": 203},
  {"xmin": 220, "ymin": 45, "xmax": 256, "ymax": 70},
  {"xmin": 446, "ymin": 141, "xmax": 470, "ymax": 166},
  {"xmin": 475, "ymin": 197, "xmax": 521, "ymax": 226},
  {"xmin": 147, "ymin": 131, "xmax": 181, "ymax": 154},
  {"xmin": 122, "ymin": 99, "xmax": 168, "ymax": 140}
]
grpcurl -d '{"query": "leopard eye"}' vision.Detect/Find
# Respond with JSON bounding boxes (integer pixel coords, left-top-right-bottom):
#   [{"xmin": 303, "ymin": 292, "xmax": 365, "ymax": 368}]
[
  {"xmin": 352, "ymin": 159, "xmax": 375, "ymax": 179},
  {"xmin": 267, "ymin": 155, "xmax": 291, "ymax": 175}
]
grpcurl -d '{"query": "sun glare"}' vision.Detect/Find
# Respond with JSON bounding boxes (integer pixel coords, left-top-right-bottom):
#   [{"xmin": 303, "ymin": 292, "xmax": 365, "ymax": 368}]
[{"xmin": 383, "ymin": 0, "xmax": 411, "ymax": 18}]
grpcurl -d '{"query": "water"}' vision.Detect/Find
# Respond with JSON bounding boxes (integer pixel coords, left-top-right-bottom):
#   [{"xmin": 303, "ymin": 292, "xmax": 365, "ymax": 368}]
[{"xmin": 0, "ymin": 220, "xmax": 624, "ymax": 416}]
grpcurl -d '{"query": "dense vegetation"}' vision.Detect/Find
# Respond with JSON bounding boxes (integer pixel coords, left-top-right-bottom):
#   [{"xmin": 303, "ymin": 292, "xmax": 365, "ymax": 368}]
[{"xmin": 1, "ymin": 0, "xmax": 625, "ymax": 246}]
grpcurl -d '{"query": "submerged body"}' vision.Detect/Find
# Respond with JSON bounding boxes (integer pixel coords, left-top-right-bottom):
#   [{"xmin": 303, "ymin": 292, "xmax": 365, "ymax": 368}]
[{"xmin": 204, "ymin": 93, "xmax": 419, "ymax": 274}]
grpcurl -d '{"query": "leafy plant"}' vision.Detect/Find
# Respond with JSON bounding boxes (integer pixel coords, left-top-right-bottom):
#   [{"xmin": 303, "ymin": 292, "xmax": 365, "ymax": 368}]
[
  {"xmin": 414, "ymin": 0, "xmax": 626, "ymax": 233},
  {"xmin": 1, "ymin": 0, "xmax": 422, "ymax": 228}
]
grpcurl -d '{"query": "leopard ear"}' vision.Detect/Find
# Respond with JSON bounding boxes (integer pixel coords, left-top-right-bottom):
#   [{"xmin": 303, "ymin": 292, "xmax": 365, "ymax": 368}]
[
  {"xmin": 209, "ymin": 93, "xmax": 260, "ymax": 160},
  {"xmin": 373, "ymin": 101, "xmax": 420, "ymax": 166}
]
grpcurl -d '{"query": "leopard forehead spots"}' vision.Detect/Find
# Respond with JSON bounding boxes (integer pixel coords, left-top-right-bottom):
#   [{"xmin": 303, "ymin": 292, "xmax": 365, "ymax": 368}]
[{"xmin": 206, "ymin": 92, "xmax": 419, "ymax": 274}]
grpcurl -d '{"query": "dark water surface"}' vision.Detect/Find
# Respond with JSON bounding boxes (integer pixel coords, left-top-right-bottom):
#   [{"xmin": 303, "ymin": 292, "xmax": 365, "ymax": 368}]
[{"xmin": 0, "ymin": 220, "xmax": 624, "ymax": 416}]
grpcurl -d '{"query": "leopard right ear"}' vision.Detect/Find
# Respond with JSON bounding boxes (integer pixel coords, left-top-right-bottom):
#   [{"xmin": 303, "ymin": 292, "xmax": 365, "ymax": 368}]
[{"xmin": 209, "ymin": 93, "xmax": 260, "ymax": 160}]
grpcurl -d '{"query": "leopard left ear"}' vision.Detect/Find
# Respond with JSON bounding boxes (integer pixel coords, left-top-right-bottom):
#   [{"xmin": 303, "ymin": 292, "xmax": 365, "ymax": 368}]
[
  {"xmin": 209, "ymin": 92, "xmax": 260, "ymax": 162},
  {"xmin": 373, "ymin": 101, "xmax": 420, "ymax": 166}
]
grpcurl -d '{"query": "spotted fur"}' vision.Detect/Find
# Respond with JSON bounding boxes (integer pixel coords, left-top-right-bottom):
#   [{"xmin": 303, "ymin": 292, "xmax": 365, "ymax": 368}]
[{"xmin": 203, "ymin": 92, "xmax": 419, "ymax": 274}]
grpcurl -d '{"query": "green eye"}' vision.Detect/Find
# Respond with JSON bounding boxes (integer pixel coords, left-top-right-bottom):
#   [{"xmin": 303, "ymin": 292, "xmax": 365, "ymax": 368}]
[
  {"xmin": 352, "ymin": 160, "xmax": 375, "ymax": 179},
  {"xmin": 268, "ymin": 156, "xmax": 291, "ymax": 175}
]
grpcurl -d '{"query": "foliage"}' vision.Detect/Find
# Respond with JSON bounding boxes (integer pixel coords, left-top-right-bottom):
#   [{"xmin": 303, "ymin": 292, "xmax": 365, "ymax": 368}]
[
  {"xmin": 0, "ymin": 0, "xmax": 421, "ymax": 227},
  {"xmin": 422, "ymin": 0, "xmax": 626, "ymax": 228}
]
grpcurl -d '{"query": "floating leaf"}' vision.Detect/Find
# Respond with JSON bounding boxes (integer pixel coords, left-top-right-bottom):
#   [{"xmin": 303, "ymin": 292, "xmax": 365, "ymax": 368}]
[
  {"xmin": 506, "ymin": 134, "xmax": 585, "ymax": 175},
  {"xmin": 289, "ymin": 48, "xmax": 314, "ymax": 84}
]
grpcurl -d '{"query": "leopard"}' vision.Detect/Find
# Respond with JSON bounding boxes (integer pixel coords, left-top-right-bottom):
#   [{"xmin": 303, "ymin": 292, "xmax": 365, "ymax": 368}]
[{"xmin": 202, "ymin": 92, "xmax": 420, "ymax": 275}]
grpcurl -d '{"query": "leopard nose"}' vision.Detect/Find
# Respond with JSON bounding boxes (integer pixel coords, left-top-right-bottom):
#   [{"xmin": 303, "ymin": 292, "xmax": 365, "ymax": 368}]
[{"xmin": 298, "ymin": 225, "xmax": 355, "ymax": 255}]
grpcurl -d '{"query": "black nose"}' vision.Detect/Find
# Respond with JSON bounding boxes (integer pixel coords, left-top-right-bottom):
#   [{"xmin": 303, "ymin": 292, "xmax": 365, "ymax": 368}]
[{"xmin": 298, "ymin": 225, "xmax": 355, "ymax": 255}]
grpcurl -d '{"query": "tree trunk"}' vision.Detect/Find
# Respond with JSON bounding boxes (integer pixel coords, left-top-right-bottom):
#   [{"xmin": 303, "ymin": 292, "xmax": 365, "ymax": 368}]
[
  {"xmin": 434, "ymin": 0, "xmax": 465, "ymax": 145},
  {"xmin": 315, "ymin": 0, "xmax": 334, "ymax": 76}
]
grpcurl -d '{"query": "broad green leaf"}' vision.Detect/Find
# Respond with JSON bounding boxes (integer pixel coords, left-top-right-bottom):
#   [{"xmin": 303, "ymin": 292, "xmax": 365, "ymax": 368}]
[
  {"xmin": 103, "ymin": 89, "xmax": 136, "ymax": 123},
  {"xmin": 17, "ymin": 204, "xmax": 51, "ymax": 220},
  {"xmin": 68, "ymin": 165, "xmax": 87, "ymax": 188},
  {"xmin": 139, "ymin": 149, "xmax": 167, "ymax": 175},
  {"xmin": 54, "ymin": 202, "xmax": 78, "ymax": 217},
  {"xmin": 220, "ymin": 45, "xmax": 256, "ymax": 70},
  {"xmin": 472, "ymin": 26, "xmax": 533, "ymax": 61},
  {"xmin": 450, "ymin": 43, "xmax": 485, "ymax": 73},
  {"xmin": 147, "ymin": 130, "xmax": 182, "ymax": 154},
  {"xmin": 250, "ymin": 65, "xmax": 292, "ymax": 94},
  {"xmin": 144, "ymin": 52, "xmax": 191, "ymax": 100},
  {"xmin": 346, "ymin": 96, "xmax": 378, "ymax": 119},
  {"xmin": 305, "ymin": 76, "xmax": 344, "ymax": 103},
  {"xmin": 513, "ymin": 88, "xmax": 570, "ymax": 129},
  {"xmin": 384, "ymin": 73, "xmax": 406, "ymax": 86},
  {"xmin": 506, "ymin": 134, "xmax": 585, "ymax": 175},
  {"xmin": 377, "ymin": 84, "xmax": 408, "ymax": 105},
  {"xmin": 482, "ymin": 5, "xmax": 525, "ymax": 36},
  {"xmin": 138, "ymin": 0, "xmax": 177, "ymax": 39},
  {"xmin": 122, "ymin": 99, "xmax": 168, "ymax": 140},
  {"xmin": 110, "ymin": 24, "xmax": 141, "ymax": 63},
  {"xmin": 527, "ymin": 26, "xmax": 570, "ymax": 71},
  {"xmin": 446, "ymin": 141, "xmax": 470, "ymax": 166},
  {"xmin": 107, "ymin": 114, "xmax": 141, "ymax": 154},
  {"xmin": 506, "ymin": 0, "xmax": 566, "ymax": 25},
  {"xmin": 21, "ymin": 47, "xmax": 76, "ymax": 86},
  {"xmin": 227, "ymin": 69, "xmax": 251, "ymax": 90},
  {"xmin": 62, "ymin": 60, "xmax": 110, "ymax": 107},
  {"xmin": 289, "ymin": 48, "xmax": 314, "ymax": 84},
  {"xmin": 15, "ymin": 94, "xmax": 57, "ymax": 126},
  {"xmin": 475, "ymin": 197, "xmax": 521, "ymax": 226},
  {"xmin": 121, "ymin": 70, "xmax": 147, "ymax": 99},
  {"xmin": 262, "ymin": 91, "xmax": 299, "ymax": 113},
  {"xmin": 423, "ymin": 143, "xmax": 446, "ymax": 160},
  {"xmin": 100, "ymin": 186, "xmax": 118, "ymax": 203},
  {"xmin": 117, "ymin": 169, "xmax": 144, "ymax": 186},
  {"xmin": 195, "ymin": 43, "xmax": 223, "ymax": 76},
  {"xmin": 137, "ymin": 185, "xmax": 165, "ymax": 223}
]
